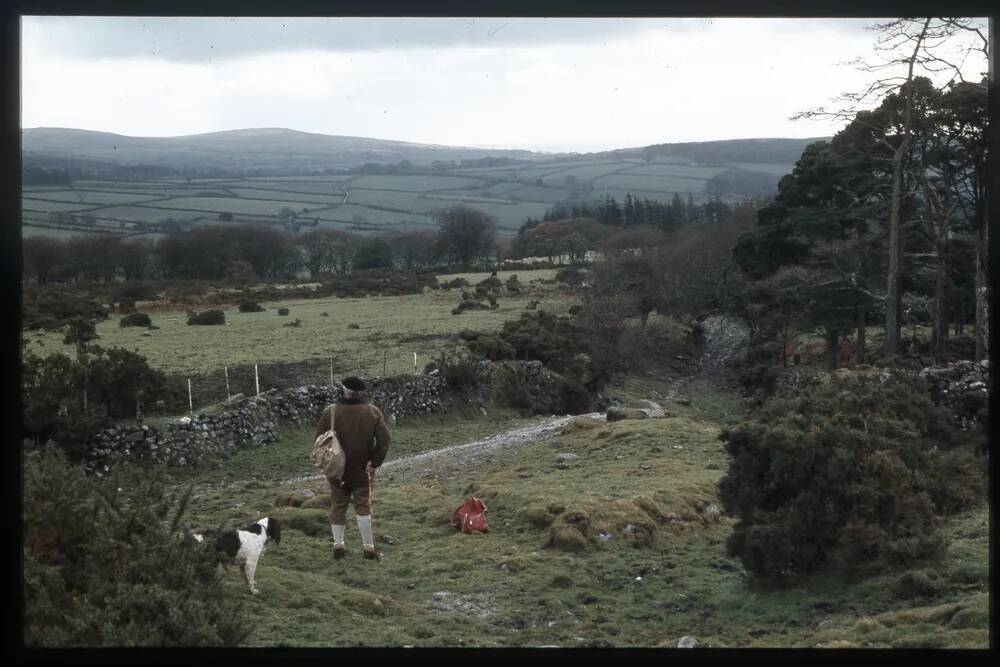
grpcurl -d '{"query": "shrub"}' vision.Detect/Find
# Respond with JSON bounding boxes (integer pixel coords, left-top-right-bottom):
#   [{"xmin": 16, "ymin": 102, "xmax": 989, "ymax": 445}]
[
  {"xmin": 555, "ymin": 267, "xmax": 586, "ymax": 286},
  {"xmin": 21, "ymin": 344, "xmax": 182, "ymax": 457},
  {"xmin": 111, "ymin": 282, "xmax": 160, "ymax": 310},
  {"xmin": 463, "ymin": 332, "xmax": 516, "ymax": 361},
  {"xmin": 347, "ymin": 323, "xmax": 360, "ymax": 330},
  {"xmin": 475, "ymin": 275, "xmax": 502, "ymax": 295},
  {"xmin": 439, "ymin": 277, "xmax": 470, "ymax": 290},
  {"xmin": 718, "ymin": 373, "xmax": 967, "ymax": 583},
  {"xmin": 238, "ymin": 300, "xmax": 264, "ymax": 313},
  {"xmin": 506, "ymin": 275, "xmax": 522, "ymax": 294},
  {"xmin": 435, "ymin": 353, "xmax": 481, "ymax": 390},
  {"xmin": 187, "ymin": 309, "xmax": 225, "ymax": 326},
  {"xmin": 283, "ymin": 318, "xmax": 303, "ymax": 328},
  {"xmin": 23, "ymin": 451, "xmax": 252, "ymax": 646},
  {"xmin": 452, "ymin": 297, "xmax": 490, "ymax": 315},
  {"xmin": 276, "ymin": 307, "xmax": 290, "ymax": 316},
  {"xmin": 22, "ymin": 285, "xmax": 109, "ymax": 331},
  {"xmin": 119, "ymin": 312, "xmax": 152, "ymax": 328}
]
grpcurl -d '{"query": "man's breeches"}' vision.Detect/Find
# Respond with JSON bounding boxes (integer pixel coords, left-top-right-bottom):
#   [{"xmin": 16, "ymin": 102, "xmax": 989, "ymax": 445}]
[{"xmin": 327, "ymin": 477, "xmax": 372, "ymax": 524}]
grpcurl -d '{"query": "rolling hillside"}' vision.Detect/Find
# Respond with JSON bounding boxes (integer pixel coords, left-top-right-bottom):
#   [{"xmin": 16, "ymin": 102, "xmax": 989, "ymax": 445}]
[{"xmin": 22, "ymin": 128, "xmax": 825, "ymax": 238}]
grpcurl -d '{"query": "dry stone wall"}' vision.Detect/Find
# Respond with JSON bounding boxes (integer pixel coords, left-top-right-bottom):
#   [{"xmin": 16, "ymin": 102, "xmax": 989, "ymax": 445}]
[{"xmin": 84, "ymin": 374, "xmax": 447, "ymax": 473}]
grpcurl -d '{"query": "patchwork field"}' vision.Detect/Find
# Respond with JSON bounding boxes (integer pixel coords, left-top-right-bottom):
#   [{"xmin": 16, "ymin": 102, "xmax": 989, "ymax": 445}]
[{"xmin": 21, "ymin": 152, "xmax": 796, "ymax": 240}]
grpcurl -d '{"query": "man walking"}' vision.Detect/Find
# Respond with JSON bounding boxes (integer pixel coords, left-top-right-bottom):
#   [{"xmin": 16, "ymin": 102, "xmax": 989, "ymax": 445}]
[{"xmin": 314, "ymin": 377, "xmax": 390, "ymax": 560}]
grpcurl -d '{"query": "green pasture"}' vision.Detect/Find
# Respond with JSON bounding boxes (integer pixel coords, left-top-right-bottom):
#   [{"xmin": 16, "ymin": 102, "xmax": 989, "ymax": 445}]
[
  {"xmin": 152, "ymin": 196, "xmax": 320, "ymax": 215},
  {"xmin": 234, "ymin": 180, "xmax": 351, "ymax": 195},
  {"xmin": 21, "ymin": 198, "xmax": 100, "ymax": 213},
  {"xmin": 25, "ymin": 282, "xmax": 578, "ymax": 377},
  {"xmin": 225, "ymin": 188, "xmax": 345, "ymax": 205},
  {"xmin": 593, "ymin": 173, "xmax": 710, "ymax": 192},
  {"xmin": 21, "ymin": 226, "xmax": 110, "ymax": 239},
  {"xmin": 311, "ymin": 204, "xmax": 437, "ymax": 228},
  {"xmin": 727, "ymin": 162, "xmax": 797, "ymax": 176},
  {"xmin": 621, "ymin": 164, "xmax": 729, "ymax": 179},
  {"xmin": 504, "ymin": 184, "xmax": 575, "ymax": 204},
  {"xmin": 87, "ymin": 205, "xmax": 207, "ymax": 223},
  {"xmin": 20, "ymin": 189, "xmax": 162, "ymax": 205},
  {"xmin": 538, "ymin": 161, "xmax": 635, "ymax": 186},
  {"xmin": 350, "ymin": 175, "xmax": 486, "ymax": 192},
  {"xmin": 346, "ymin": 189, "xmax": 451, "ymax": 214}
]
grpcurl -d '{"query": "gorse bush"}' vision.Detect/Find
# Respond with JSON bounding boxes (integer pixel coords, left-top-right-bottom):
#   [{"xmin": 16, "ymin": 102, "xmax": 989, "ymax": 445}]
[
  {"xmin": 21, "ymin": 343, "xmax": 183, "ymax": 458},
  {"xmin": 238, "ymin": 300, "xmax": 265, "ymax": 313},
  {"xmin": 23, "ymin": 451, "xmax": 252, "ymax": 646},
  {"xmin": 434, "ymin": 352, "xmax": 482, "ymax": 390},
  {"xmin": 119, "ymin": 312, "xmax": 152, "ymax": 328},
  {"xmin": 718, "ymin": 372, "xmax": 984, "ymax": 583},
  {"xmin": 277, "ymin": 307, "xmax": 290, "ymax": 316},
  {"xmin": 187, "ymin": 309, "xmax": 226, "ymax": 325},
  {"xmin": 22, "ymin": 285, "xmax": 109, "ymax": 331},
  {"xmin": 439, "ymin": 277, "xmax": 470, "ymax": 290}
]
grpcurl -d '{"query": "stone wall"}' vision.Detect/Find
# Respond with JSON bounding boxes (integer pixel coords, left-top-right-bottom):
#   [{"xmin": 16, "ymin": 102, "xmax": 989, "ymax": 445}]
[
  {"xmin": 919, "ymin": 360, "xmax": 990, "ymax": 430},
  {"xmin": 84, "ymin": 374, "xmax": 447, "ymax": 473}
]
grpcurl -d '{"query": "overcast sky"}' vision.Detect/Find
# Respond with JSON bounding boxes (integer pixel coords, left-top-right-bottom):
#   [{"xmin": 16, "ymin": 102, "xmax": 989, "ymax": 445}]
[{"xmin": 20, "ymin": 17, "xmax": 990, "ymax": 153}]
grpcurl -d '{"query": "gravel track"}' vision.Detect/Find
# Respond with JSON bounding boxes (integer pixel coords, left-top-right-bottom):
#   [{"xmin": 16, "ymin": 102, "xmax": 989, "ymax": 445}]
[{"xmin": 281, "ymin": 315, "xmax": 749, "ymax": 488}]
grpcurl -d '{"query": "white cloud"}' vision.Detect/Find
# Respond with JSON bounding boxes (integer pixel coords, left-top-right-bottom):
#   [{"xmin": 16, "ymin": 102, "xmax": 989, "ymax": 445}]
[{"xmin": 20, "ymin": 17, "xmax": 988, "ymax": 153}]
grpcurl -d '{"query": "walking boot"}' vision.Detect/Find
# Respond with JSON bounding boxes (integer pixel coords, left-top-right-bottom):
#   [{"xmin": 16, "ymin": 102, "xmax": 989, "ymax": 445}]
[
  {"xmin": 333, "ymin": 544, "xmax": 346, "ymax": 559},
  {"xmin": 362, "ymin": 547, "xmax": 381, "ymax": 561}
]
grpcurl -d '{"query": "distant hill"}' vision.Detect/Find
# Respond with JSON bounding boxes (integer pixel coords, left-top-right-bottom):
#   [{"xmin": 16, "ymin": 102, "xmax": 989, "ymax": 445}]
[
  {"xmin": 607, "ymin": 137, "xmax": 828, "ymax": 166},
  {"xmin": 22, "ymin": 127, "xmax": 825, "ymax": 174},
  {"xmin": 21, "ymin": 127, "xmax": 548, "ymax": 173}
]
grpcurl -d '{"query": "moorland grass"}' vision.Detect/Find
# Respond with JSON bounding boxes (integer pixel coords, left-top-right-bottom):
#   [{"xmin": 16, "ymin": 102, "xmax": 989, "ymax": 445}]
[{"xmin": 166, "ymin": 384, "xmax": 988, "ymax": 648}]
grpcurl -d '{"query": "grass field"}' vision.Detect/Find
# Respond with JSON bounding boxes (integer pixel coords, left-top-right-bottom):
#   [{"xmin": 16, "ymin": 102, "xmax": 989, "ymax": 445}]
[
  {"xmin": 163, "ymin": 381, "xmax": 988, "ymax": 648},
  {"xmin": 25, "ymin": 273, "xmax": 576, "ymax": 378}
]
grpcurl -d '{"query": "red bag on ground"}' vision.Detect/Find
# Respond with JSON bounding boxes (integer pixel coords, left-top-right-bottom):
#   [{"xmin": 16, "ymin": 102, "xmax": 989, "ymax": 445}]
[{"xmin": 450, "ymin": 497, "xmax": 489, "ymax": 534}]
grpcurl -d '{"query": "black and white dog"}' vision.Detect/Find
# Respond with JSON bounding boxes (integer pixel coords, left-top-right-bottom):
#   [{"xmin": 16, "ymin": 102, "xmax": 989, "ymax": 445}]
[{"xmin": 192, "ymin": 517, "xmax": 282, "ymax": 595}]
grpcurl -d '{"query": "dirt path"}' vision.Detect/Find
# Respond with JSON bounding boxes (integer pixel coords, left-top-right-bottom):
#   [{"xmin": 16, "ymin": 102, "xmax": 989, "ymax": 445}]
[{"xmin": 282, "ymin": 412, "xmax": 605, "ymax": 487}]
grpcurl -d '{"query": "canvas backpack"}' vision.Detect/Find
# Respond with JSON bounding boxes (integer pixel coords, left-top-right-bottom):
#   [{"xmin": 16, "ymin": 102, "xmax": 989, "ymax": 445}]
[
  {"xmin": 450, "ymin": 496, "xmax": 489, "ymax": 534},
  {"xmin": 310, "ymin": 406, "xmax": 346, "ymax": 482}
]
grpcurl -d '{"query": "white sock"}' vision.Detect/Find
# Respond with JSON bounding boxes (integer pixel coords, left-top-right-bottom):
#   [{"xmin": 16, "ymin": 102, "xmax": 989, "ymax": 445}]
[
  {"xmin": 331, "ymin": 524, "xmax": 345, "ymax": 546},
  {"xmin": 356, "ymin": 514, "xmax": 374, "ymax": 549}
]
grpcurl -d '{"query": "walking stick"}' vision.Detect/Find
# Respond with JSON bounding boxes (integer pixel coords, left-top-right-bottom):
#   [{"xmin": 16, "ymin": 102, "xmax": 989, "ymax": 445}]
[{"xmin": 367, "ymin": 465, "xmax": 382, "ymax": 561}]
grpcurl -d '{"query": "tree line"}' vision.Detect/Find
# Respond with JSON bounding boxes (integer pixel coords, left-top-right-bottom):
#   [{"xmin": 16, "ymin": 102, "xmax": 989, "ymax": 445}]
[{"xmin": 22, "ymin": 205, "xmax": 501, "ymax": 283}]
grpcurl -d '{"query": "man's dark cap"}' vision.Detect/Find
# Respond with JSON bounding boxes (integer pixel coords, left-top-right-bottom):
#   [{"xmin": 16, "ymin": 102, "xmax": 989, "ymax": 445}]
[{"xmin": 342, "ymin": 376, "xmax": 366, "ymax": 391}]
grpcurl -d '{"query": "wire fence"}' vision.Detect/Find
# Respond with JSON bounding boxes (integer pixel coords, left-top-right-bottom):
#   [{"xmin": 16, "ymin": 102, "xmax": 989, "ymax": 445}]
[{"xmin": 168, "ymin": 349, "xmax": 435, "ymax": 415}]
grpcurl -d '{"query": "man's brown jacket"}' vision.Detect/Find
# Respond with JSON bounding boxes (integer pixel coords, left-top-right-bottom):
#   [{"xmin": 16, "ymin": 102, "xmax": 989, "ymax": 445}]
[{"xmin": 314, "ymin": 396, "xmax": 390, "ymax": 488}]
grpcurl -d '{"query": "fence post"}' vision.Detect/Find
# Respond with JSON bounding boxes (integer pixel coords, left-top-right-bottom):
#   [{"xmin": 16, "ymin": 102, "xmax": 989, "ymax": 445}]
[
  {"xmin": 413, "ymin": 352, "xmax": 417, "ymax": 374},
  {"xmin": 383, "ymin": 350, "xmax": 387, "ymax": 376},
  {"xmin": 330, "ymin": 358, "xmax": 334, "ymax": 387},
  {"xmin": 224, "ymin": 365, "xmax": 231, "ymax": 402},
  {"xmin": 187, "ymin": 378, "xmax": 193, "ymax": 415},
  {"xmin": 255, "ymin": 363, "xmax": 260, "ymax": 397}
]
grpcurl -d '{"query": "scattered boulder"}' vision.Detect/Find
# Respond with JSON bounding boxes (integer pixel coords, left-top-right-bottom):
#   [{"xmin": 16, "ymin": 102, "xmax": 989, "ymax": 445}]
[{"xmin": 677, "ymin": 636, "xmax": 698, "ymax": 649}]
